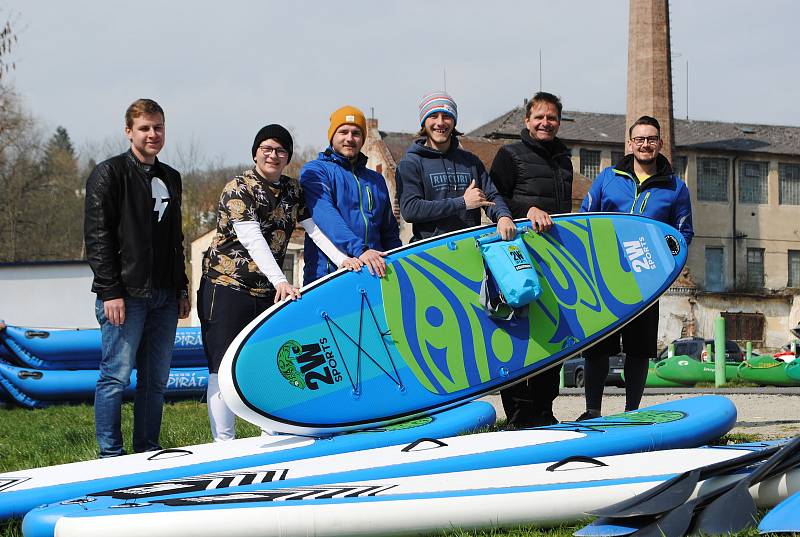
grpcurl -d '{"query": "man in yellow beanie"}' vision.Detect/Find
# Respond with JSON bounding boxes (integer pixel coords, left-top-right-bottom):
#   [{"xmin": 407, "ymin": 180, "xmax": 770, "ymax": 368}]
[{"xmin": 300, "ymin": 105, "xmax": 402, "ymax": 284}]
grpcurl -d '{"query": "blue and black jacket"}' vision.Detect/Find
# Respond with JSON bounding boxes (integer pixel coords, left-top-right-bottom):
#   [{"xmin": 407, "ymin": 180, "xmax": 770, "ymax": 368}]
[
  {"xmin": 396, "ymin": 137, "xmax": 512, "ymax": 242},
  {"xmin": 300, "ymin": 148, "xmax": 402, "ymax": 285},
  {"xmin": 580, "ymin": 154, "xmax": 694, "ymax": 245}
]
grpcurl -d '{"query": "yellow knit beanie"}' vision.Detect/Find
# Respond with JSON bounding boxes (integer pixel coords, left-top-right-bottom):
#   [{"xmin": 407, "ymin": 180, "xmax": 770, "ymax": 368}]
[{"xmin": 327, "ymin": 105, "xmax": 367, "ymax": 144}]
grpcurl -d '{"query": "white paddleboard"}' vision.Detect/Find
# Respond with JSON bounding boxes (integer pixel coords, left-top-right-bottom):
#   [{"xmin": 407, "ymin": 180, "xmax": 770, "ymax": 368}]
[{"xmin": 37, "ymin": 444, "xmax": 800, "ymax": 537}]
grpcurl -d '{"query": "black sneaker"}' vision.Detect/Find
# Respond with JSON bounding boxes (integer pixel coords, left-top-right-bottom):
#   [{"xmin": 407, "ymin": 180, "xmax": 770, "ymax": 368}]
[{"xmin": 576, "ymin": 410, "xmax": 601, "ymax": 421}]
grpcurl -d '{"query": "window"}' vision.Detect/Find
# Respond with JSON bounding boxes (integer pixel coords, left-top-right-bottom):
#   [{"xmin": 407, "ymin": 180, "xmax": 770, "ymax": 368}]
[
  {"xmin": 611, "ymin": 150, "xmax": 626, "ymax": 167},
  {"xmin": 739, "ymin": 160, "xmax": 768, "ymax": 204},
  {"xmin": 789, "ymin": 250, "xmax": 800, "ymax": 288},
  {"xmin": 746, "ymin": 248, "xmax": 765, "ymax": 289},
  {"xmin": 580, "ymin": 149, "xmax": 601, "ymax": 180},
  {"xmin": 697, "ymin": 158, "xmax": 728, "ymax": 202},
  {"xmin": 282, "ymin": 252, "xmax": 296, "ymax": 286},
  {"xmin": 721, "ymin": 312, "xmax": 765, "ymax": 344},
  {"xmin": 779, "ymin": 163, "xmax": 800, "ymax": 205},
  {"xmin": 704, "ymin": 247, "xmax": 724, "ymax": 292},
  {"xmin": 672, "ymin": 155, "xmax": 688, "ymax": 179}
]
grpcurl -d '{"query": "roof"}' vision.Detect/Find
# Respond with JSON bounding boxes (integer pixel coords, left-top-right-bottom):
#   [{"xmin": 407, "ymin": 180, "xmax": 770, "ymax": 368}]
[
  {"xmin": 469, "ymin": 108, "xmax": 800, "ymax": 156},
  {"xmin": 379, "ymin": 132, "xmax": 510, "ymax": 165},
  {"xmin": 378, "ymin": 131, "xmax": 591, "ymax": 203}
]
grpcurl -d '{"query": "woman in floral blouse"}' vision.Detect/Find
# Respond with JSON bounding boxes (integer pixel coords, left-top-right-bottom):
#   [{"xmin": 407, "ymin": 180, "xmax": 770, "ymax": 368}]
[{"xmin": 199, "ymin": 124, "xmax": 360, "ymax": 441}]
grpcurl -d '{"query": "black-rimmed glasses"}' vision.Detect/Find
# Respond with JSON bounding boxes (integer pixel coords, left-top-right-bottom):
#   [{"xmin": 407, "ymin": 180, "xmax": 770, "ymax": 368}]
[
  {"xmin": 259, "ymin": 146, "xmax": 289, "ymax": 158},
  {"xmin": 631, "ymin": 136, "xmax": 660, "ymax": 146}
]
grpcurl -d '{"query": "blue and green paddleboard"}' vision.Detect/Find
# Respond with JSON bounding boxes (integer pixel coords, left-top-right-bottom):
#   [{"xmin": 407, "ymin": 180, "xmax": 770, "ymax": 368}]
[{"xmin": 221, "ymin": 213, "xmax": 687, "ymax": 434}]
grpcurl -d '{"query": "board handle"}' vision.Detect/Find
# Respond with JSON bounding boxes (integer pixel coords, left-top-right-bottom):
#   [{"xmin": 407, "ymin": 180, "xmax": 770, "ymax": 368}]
[
  {"xmin": 545, "ymin": 455, "xmax": 608, "ymax": 471},
  {"xmin": 401, "ymin": 438, "xmax": 448, "ymax": 452},
  {"xmin": 146, "ymin": 448, "xmax": 194, "ymax": 460},
  {"xmin": 24, "ymin": 330, "xmax": 50, "ymax": 339}
]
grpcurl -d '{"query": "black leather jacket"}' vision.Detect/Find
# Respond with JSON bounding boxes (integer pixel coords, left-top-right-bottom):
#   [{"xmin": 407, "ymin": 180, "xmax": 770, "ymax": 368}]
[{"xmin": 84, "ymin": 150, "xmax": 188, "ymax": 301}]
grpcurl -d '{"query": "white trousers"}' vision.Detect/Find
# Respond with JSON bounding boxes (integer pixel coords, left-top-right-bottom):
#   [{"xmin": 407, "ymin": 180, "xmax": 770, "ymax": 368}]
[{"xmin": 207, "ymin": 373, "xmax": 235, "ymax": 441}]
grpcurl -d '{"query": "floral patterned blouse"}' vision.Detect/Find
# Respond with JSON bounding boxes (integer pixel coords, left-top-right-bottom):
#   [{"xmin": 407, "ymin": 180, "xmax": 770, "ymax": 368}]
[{"xmin": 202, "ymin": 169, "xmax": 306, "ymax": 297}]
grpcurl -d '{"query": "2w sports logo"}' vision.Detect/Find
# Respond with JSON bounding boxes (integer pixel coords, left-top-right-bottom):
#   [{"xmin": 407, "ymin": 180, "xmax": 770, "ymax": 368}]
[
  {"xmin": 623, "ymin": 236, "xmax": 656, "ymax": 272},
  {"xmin": 507, "ymin": 244, "xmax": 532, "ymax": 271},
  {"xmin": 277, "ymin": 338, "xmax": 344, "ymax": 390}
]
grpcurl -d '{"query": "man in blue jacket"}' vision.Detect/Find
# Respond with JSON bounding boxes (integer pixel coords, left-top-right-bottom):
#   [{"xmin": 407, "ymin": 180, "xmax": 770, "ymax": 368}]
[
  {"xmin": 578, "ymin": 115, "xmax": 693, "ymax": 420},
  {"xmin": 300, "ymin": 106, "xmax": 402, "ymax": 284},
  {"xmin": 396, "ymin": 91, "xmax": 515, "ymax": 242}
]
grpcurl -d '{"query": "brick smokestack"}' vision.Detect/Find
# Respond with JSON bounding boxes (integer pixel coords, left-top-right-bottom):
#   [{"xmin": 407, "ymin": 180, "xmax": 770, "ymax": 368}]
[{"xmin": 626, "ymin": 0, "xmax": 675, "ymax": 163}]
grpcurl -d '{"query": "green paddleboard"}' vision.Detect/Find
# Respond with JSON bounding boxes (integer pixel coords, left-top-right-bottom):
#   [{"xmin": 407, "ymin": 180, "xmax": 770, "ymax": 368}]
[
  {"xmin": 644, "ymin": 359, "xmax": 683, "ymax": 387},
  {"xmin": 653, "ymin": 355, "xmax": 739, "ymax": 386},
  {"xmin": 737, "ymin": 355, "xmax": 800, "ymax": 387}
]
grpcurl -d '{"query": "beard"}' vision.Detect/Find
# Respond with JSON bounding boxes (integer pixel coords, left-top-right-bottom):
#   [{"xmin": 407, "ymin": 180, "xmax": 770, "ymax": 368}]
[{"xmin": 633, "ymin": 152, "xmax": 657, "ymax": 166}]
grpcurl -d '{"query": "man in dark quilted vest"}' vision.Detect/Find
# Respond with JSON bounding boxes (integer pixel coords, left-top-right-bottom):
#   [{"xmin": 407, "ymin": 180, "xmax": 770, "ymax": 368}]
[{"xmin": 490, "ymin": 91, "xmax": 573, "ymax": 428}]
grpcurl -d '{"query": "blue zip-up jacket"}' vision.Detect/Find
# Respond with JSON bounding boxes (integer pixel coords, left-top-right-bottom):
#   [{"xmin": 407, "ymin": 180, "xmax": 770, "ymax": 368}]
[
  {"xmin": 396, "ymin": 137, "xmax": 513, "ymax": 242},
  {"xmin": 300, "ymin": 148, "xmax": 402, "ymax": 284},
  {"xmin": 580, "ymin": 153, "xmax": 694, "ymax": 245}
]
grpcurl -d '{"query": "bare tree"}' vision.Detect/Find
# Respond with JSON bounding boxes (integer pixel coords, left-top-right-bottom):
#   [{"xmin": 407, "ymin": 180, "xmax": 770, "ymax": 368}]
[
  {"xmin": 0, "ymin": 16, "xmax": 16, "ymax": 81},
  {"xmin": 0, "ymin": 87, "xmax": 46, "ymax": 261}
]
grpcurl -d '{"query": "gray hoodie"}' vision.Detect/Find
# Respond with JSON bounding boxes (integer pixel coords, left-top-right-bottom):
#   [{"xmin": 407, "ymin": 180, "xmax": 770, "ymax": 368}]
[{"xmin": 396, "ymin": 137, "xmax": 512, "ymax": 242}]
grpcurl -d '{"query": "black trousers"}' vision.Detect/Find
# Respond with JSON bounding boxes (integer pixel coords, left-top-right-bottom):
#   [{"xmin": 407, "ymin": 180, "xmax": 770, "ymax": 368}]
[
  {"xmin": 500, "ymin": 366, "xmax": 560, "ymax": 427},
  {"xmin": 583, "ymin": 302, "xmax": 659, "ymax": 412},
  {"xmin": 197, "ymin": 278, "xmax": 273, "ymax": 374}
]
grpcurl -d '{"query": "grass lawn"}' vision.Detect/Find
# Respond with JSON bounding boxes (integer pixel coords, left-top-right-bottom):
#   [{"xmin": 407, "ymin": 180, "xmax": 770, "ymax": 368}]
[{"xmin": 0, "ymin": 400, "xmax": 765, "ymax": 537}]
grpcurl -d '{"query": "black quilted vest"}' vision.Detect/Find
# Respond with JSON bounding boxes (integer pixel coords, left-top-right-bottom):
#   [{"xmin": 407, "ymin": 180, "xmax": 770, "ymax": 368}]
[{"xmin": 500, "ymin": 130, "xmax": 573, "ymax": 217}]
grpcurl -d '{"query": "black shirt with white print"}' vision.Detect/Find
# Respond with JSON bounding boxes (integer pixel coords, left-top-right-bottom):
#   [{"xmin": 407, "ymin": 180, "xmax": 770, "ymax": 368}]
[{"xmin": 146, "ymin": 163, "xmax": 175, "ymax": 290}]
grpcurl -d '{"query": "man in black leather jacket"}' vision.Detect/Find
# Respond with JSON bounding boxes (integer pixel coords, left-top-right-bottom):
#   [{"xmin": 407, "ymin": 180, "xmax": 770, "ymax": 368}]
[
  {"xmin": 490, "ymin": 91, "xmax": 573, "ymax": 428},
  {"xmin": 84, "ymin": 98, "xmax": 190, "ymax": 457}
]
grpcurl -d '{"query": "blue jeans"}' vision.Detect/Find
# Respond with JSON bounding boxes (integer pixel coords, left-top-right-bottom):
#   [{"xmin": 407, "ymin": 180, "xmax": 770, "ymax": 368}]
[{"xmin": 94, "ymin": 289, "xmax": 178, "ymax": 457}]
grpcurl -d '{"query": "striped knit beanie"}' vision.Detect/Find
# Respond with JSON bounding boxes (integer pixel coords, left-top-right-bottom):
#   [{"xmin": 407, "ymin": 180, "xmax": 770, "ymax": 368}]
[{"xmin": 418, "ymin": 91, "xmax": 458, "ymax": 127}]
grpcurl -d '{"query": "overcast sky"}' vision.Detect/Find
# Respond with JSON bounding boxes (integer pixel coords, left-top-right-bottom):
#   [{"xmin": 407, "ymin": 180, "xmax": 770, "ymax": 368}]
[{"xmin": 4, "ymin": 0, "xmax": 798, "ymax": 168}]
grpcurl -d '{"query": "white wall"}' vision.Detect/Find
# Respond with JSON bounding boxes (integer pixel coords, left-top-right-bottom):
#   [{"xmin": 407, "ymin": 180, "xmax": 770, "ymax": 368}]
[{"xmin": 0, "ymin": 262, "xmax": 98, "ymax": 328}]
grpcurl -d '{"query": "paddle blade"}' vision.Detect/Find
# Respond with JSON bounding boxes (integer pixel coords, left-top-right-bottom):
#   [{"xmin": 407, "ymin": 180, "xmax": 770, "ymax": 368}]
[
  {"xmin": 690, "ymin": 479, "xmax": 759, "ymax": 534},
  {"xmin": 589, "ymin": 469, "xmax": 700, "ymax": 518},
  {"xmin": 590, "ymin": 444, "xmax": 779, "ymax": 519},
  {"xmin": 574, "ymin": 515, "xmax": 653, "ymax": 537},
  {"xmin": 630, "ymin": 500, "xmax": 696, "ymax": 537},
  {"xmin": 672, "ymin": 436, "xmax": 800, "ymax": 536},
  {"xmin": 690, "ymin": 436, "xmax": 800, "ymax": 535}
]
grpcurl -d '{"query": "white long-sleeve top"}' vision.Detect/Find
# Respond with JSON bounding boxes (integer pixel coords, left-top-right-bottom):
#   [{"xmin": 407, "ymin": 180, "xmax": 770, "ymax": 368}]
[{"xmin": 232, "ymin": 217, "xmax": 347, "ymax": 287}]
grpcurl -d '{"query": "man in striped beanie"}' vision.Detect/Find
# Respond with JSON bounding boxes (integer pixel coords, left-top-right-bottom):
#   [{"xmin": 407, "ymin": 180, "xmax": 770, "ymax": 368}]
[
  {"xmin": 418, "ymin": 91, "xmax": 459, "ymax": 130},
  {"xmin": 397, "ymin": 90, "xmax": 515, "ymax": 242}
]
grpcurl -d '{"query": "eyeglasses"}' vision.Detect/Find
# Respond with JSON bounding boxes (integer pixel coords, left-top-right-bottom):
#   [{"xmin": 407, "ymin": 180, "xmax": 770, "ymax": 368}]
[
  {"xmin": 631, "ymin": 136, "xmax": 660, "ymax": 146},
  {"xmin": 259, "ymin": 146, "xmax": 289, "ymax": 158}
]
